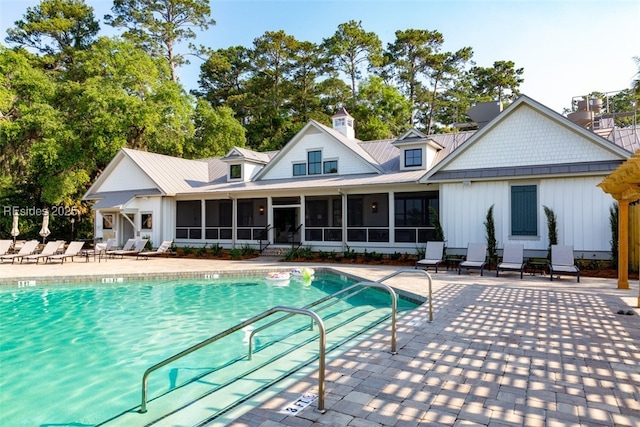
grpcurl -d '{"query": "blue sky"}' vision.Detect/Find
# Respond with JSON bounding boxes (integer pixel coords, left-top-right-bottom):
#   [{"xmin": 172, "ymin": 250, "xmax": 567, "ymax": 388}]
[{"xmin": 1, "ymin": 0, "xmax": 638, "ymax": 114}]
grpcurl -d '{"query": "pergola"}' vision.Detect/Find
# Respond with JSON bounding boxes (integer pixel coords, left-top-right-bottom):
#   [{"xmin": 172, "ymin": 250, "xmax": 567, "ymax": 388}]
[{"xmin": 598, "ymin": 150, "xmax": 640, "ymax": 306}]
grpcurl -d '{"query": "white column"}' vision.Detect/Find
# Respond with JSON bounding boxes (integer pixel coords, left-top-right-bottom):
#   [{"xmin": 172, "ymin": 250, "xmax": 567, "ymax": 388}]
[{"xmin": 389, "ymin": 191, "xmax": 395, "ymax": 245}]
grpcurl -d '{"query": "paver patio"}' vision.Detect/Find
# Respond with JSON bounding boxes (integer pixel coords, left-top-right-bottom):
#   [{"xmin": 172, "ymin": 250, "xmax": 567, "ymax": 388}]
[{"xmin": 1, "ymin": 257, "xmax": 638, "ymax": 426}]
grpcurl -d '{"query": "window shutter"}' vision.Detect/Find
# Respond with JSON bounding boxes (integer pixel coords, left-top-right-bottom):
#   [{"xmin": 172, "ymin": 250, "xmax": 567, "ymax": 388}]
[{"xmin": 511, "ymin": 185, "xmax": 537, "ymax": 236}]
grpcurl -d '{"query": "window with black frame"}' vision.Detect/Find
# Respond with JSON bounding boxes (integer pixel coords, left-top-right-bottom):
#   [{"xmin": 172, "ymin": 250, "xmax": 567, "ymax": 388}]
[
  {"xmin": 230, "ymin": 164, "xmax": 241, "ymax": 179},
  {"xmin": 404, "ymin": 148, "xmax": 422, "ymax": 167},
  {"xmin": 141, "ymin": 213, "xmax": 152, "ymax": 230},
  {"xmin": 308, "ymin": 150, "xmax": 321, "ymax": 175}
]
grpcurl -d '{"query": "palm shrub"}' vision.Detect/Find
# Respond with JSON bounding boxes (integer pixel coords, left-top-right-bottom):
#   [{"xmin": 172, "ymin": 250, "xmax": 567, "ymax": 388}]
[
  {"xmin": 196, "ymin": 243, "xmax": 209, "ymax": 257},
  {"xmin": 543, "ymin": 205, "xmax": 558, "ymax": 260},
  {"xmin": 429, "ymin": 206, "xmax": 445, "ymax": 242},
  {"xmin": 609, "ymin": 203, "xmax": 618, "ymax": 267},
  {"xmin": 429, "ymin": 206, "xmax": 446, "ymax": 258},
  {"xmin": 241, "ymin": 243, "xmax": 255, "ymax": 256},
  {"xmin": 299, "ymin": 245, "xmax": 314, "ymax": 260},
  {"xmin": 210, "ymin": 242, "xmax": 223, "ymax": 256},
  {"xmin": 230, "ymin": 247, "xmax": 242, "ymax": 259},
  {"xmin": 484, "ymin": 204, "xmax": 497, "ymax": 267}
]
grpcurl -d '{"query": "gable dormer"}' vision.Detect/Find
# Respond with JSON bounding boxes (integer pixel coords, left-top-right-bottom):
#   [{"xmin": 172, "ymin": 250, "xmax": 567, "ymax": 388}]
[
  {"xmin": 393, "ymin": 129, "xmax": 444, "ymax": 171},
  {"xmin": 332, "ymin": 107, "xmax": 355, "ymax": 139},
  {"xmin": 221, "ymin": 147, "xmax": 270, "ymax": 182}
]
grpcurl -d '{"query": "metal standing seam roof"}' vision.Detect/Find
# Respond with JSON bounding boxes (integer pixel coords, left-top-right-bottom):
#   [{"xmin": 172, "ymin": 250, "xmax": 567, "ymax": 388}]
[
  {"xmin": 610, "ymin": 126, "xmax": 640, "ymax": 153},
  {"xmin": 358, "ymin": 139, "xmax": 399, "ymax": 172},
  {"xmin": 178, "ymin": 170, "xmax": 429, "ymax": 196},
  {"xmin": 88, "ymin": 97, "xmax": 639, "ymax": 200},
  {"xmin": 122, "ymin": 148, "xmax": 210, "ymax": 194},
  {"xmin": 88, "ymin": 189, "xmax": 162, "ymax": 208},
  {"xmin": 222, "ymin": 147, "xmax": 272, "ymax": 164}
]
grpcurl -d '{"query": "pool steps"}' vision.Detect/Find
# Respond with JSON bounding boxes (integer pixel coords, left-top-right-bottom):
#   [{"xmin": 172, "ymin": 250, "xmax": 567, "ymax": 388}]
[{"xmin": 99, "ymin": 303, "xmax": 393, "ymax": 426}]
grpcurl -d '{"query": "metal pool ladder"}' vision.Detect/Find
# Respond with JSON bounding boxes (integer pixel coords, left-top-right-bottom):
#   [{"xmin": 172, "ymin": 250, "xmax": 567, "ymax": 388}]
[
  {"xmin": 137, "ymin": 274, "xmax": 413, "ymax": 417},
  {"xmin": 139, "ymin": 306, "xmax": 326, "ymax": 414}
]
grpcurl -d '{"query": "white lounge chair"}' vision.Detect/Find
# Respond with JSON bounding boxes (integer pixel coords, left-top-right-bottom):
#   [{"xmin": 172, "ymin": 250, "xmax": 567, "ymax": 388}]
[
  {"xmin": 109, "ymin": 239, "xmax": 148, "ymax": 259},
  {"xmin": 458, "ymin": 243, "xmax": 488, "ymax": 276},
  {"xmin": 137, "ymin": 240, "xmax": 173, "ymax": 260},
  {"xmin": 0, "ymin": 240, "xmax": 39, "ymax": 264},
  {"xmin": 0, "ymin": 240, "xmax": 12, "ymax": 256},
  {"xmin": 82, "ymin": 238, "xmax": 116, "ymax": 262},
  {"xmin": 415, "ymin": 241, "xmax": 445, "ymax": 273},
  {"xmin": 496, "ymin": 243, "xmax": 526, "ymax": 279},
  {"xmin": 548, "ymin": 245, "xmax": 580, "ymax": 282},
  {"xmin": 20, "ymin": 240, "xmax": 65, "ymax": 264},
  {"xmin": 46, "ymin": 241, "xmax": 85, "ymax": 264},
  {"xmin": 106, "ymin": 238, "xmax": 136, "ymax": 258}
]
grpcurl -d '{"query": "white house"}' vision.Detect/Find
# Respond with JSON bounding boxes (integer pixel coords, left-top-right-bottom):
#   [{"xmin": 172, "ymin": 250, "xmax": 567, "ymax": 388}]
[{"xmin": 83, "ymin": 96, "xmax": 639, "ymax": 259}]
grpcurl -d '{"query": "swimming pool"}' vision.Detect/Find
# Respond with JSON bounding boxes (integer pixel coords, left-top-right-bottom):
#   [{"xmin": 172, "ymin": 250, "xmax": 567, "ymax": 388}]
[{"xmin": 0, "ymin": 271, "xmax": 417, "ymax": 426}]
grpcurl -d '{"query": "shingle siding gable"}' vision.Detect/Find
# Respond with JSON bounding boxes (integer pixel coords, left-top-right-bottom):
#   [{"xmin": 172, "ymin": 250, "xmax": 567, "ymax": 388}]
[{"xmin": 443, "ymin": 105, "xmax": 622, "ymax": 171}]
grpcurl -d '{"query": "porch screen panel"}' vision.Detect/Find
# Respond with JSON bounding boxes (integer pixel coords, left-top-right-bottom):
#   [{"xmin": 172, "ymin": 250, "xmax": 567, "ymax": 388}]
[
  {"xmin": 237, "ymin": 200, "xmax": 253, "ymax": 240},
  {"xmin": 176, "ymin": 200, "xmax": 202, "ymax": 239},
  {"xmin": 394, "ymin": 193, "xmax": 438, "ymax": 226},
  {"xmin": 237, "ymin": 201, "xmax": 253, "ymax": 226},
  {"xmin": 305, "ymin": 199, "xmax": 328, "ymax": 226},
  {"xmin": 347, "ymin": 197, "xmax": 363, "ymax": 226},
  {"xmin": 305, "ymin": 198, "xmax": 328, "ymax": 242},
  {"xmin": 394, "ymin": 192, "xmax": 439, "ymax": 243},
  {"xmin": 511, "ymin": 185, "xmax": 537, "ymax": 236},
  {"xmin": 205, "ymin": 200, "xmax": 232, "ymax": 239}
]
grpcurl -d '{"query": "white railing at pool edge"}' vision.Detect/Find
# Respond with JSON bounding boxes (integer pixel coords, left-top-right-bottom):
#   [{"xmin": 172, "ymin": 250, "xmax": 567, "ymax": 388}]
[
  {"xmin": 248, "ymin": 280, "xmax": 399, "ymax": 357},
  {"xmin": 139, "ymin": 306, "xmax": 326, "ymax": 414},
  {"xmin": 377, "ymin": 269, "xmax": 433, "ymax": 322}
]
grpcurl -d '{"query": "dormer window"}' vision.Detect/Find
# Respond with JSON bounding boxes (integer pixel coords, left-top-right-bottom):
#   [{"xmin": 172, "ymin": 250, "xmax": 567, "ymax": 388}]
[
  {"xmin": 230, "ymin": 164, "xmax": 242, "ymax": 179},
  {"xmin": 405, "ymin": 149, "xmax": 423, "ymax": 167}
]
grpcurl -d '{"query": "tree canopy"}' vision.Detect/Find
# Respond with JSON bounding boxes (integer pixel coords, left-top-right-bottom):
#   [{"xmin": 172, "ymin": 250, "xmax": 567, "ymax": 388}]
[{"xmin": 2, "ymin": 0, "xmax": 636, "ymax": 240}]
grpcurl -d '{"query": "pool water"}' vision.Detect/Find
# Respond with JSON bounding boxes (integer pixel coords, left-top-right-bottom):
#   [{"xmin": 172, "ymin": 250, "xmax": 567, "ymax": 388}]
[{"xmin": 0, "ymin": 272, "xmax": 416, "ymax": 426}]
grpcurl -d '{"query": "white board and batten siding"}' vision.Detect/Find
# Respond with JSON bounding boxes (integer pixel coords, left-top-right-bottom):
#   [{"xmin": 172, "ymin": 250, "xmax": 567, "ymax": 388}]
[
  {"xmin": 161, "ymin": 198, "xmax": 176, "ymax": 244},
  {"xmin": 442, "ymin": 181, "xmax": 507, "ymax": 249},
  {"xmin": 442, "ymin": 177, "xmax": 615, "ymax": 254},
  {"xmin": 126, "ymin": 196, "xmax": 164, "ymax": 245},
  {"xmin": 539, "ymin": 177, "xmax": 615, "ymax": 253}
]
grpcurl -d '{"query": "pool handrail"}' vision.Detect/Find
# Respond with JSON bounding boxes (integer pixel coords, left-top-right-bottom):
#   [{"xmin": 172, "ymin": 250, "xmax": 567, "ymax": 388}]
[
  {"xmin": 139, "ymin": 306, "xmax": 326, "ymax": 414},
  {"xmin": 249, "ymin": 280, "xmax": 398, "ymax": 357},
  {"xmin": 376, "ymin": 268, "xmax": 433, "ymax": 322},
  {"xmin": 247, "ymin": 282, "xmax": 378, "ymax": 351}
]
